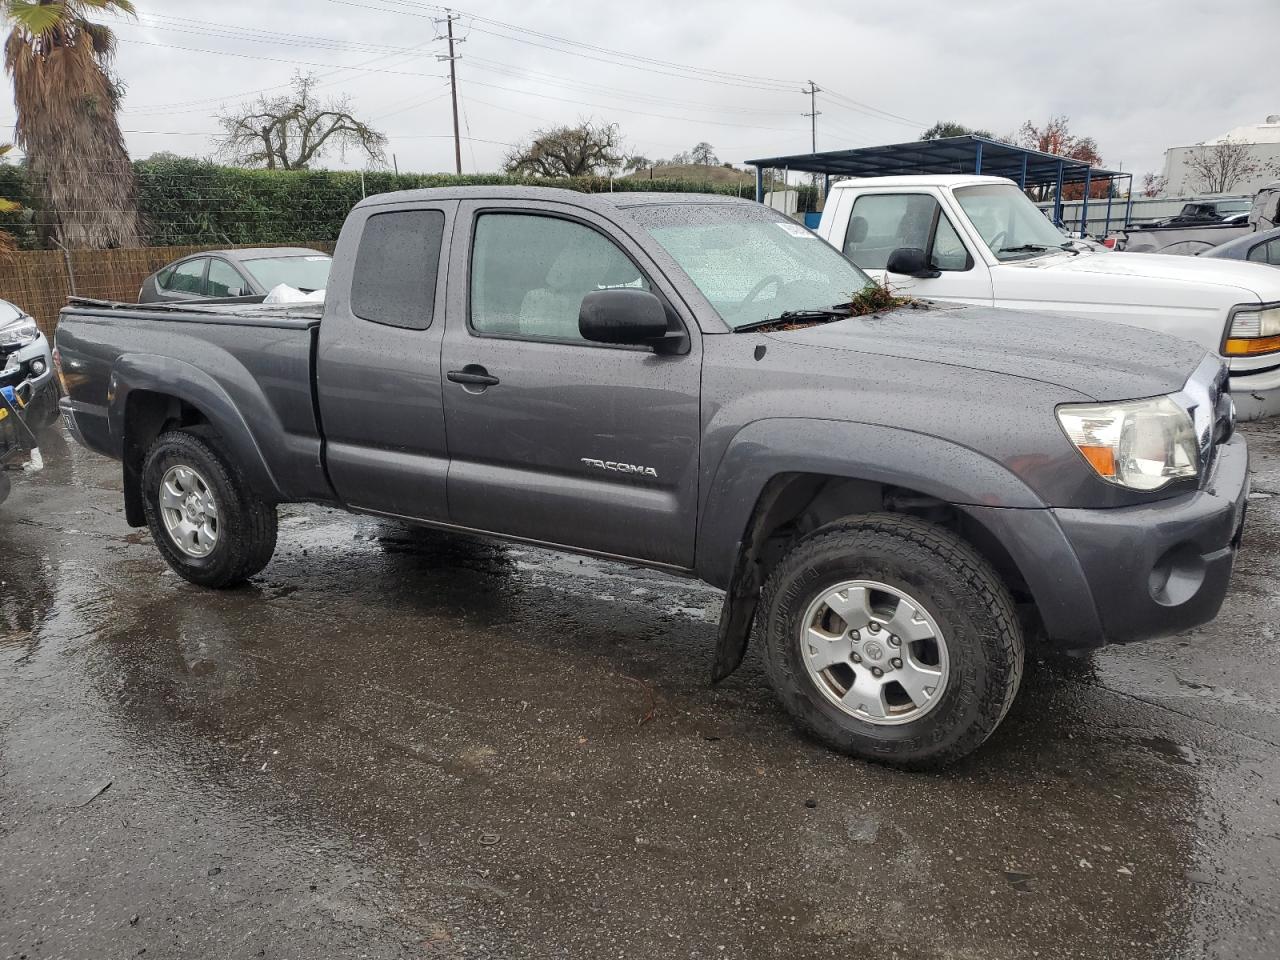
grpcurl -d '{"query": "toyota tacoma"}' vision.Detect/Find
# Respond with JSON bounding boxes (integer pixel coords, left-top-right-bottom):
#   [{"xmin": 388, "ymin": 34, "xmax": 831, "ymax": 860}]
[{"xmin": 55, "ymin": 187, "xmax": 1249, "ymax": 766}]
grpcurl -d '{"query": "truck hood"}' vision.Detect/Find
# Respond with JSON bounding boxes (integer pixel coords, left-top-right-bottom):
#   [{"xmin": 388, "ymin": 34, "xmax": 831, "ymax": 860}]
[
  {"xmin": 1020, "ymin": 249, "xmax": 1280, "ymax": 302},
  {"xmin": 763, "ymin": 302, "xmax": 1208, "ymax": 400}
]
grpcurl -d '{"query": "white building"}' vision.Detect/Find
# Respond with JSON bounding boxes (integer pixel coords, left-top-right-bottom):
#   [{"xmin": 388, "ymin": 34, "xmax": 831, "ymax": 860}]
[{"xmin": 1162, "ymin": 115, "xmax": 1280, "ymax": 196}]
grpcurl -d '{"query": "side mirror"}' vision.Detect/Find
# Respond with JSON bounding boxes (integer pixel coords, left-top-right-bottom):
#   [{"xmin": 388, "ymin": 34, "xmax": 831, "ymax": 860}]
[
  {"xmin": 579, "ymin": 288, "xmax": 679, "ymax": 352},
  {"xmin": 885, "ymin": 247, "xmax": 940, "ymax": 279}
]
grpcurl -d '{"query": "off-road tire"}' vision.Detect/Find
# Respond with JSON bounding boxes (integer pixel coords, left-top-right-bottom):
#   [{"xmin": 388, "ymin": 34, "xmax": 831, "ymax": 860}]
[
  {"xmin": 759, "ymin": 513, "xmax": 1023, "ymax": 768},
  {"xmin": 141, "ymin": 430, "xmax": 277, "ymax": 588}
]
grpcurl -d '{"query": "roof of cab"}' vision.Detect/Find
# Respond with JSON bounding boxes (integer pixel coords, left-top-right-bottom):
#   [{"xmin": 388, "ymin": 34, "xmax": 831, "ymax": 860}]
[
  {"xmin": 353, "ymin": 185, "xmax": 755, "ymax": 211},
  {"xmin": 827, "ymin": 174, "xmax": 1013, "ymax": 190}
]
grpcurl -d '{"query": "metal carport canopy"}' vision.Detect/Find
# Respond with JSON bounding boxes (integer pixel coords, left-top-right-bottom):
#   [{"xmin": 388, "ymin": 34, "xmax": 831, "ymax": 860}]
[
  {"xmin": 747, "ymin": 135, "xmax": 1123, "ymax": 187},
  {"xmin": 746, "ymin": 135, "xmax": 1129, "ymax": 231}
]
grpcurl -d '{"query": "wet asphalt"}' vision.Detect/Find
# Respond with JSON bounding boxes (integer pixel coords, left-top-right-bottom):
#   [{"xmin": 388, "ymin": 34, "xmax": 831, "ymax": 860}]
[{"xmin": 1, "ymin": 423, "xmax": 1279, "ymax": 960}]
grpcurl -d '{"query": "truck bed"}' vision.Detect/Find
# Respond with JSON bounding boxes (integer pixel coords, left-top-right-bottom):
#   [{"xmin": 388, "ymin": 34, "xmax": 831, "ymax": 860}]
[
  {"xmin": 65, "ymin": 297, "xmax": 324, "ymax": 329},
  {"xmin": 57, "ymin": 297, "xmax": 331, "ymax": 507}
]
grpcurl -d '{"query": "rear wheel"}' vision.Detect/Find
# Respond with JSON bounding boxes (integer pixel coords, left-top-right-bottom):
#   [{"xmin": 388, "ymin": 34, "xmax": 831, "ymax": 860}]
[
  {"xmin": 759, "ymin": 514, "xmax": 1023, "ymax": 768},
  {"xmin": 141, "ymin": 430, "xmax": 277, "ymax": 588}
]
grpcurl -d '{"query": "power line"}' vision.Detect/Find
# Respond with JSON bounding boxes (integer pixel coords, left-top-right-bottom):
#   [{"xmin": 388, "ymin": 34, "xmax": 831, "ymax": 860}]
[
  {"xmin": 113, "ymin": 37, "xmax": 446, "ymax": 80},
  {"xmin": 462, "ymin": 77, "xmax": 807, "ymax": 134},
  {"xmin": 320, "ymin": 0, "xmax": 801, "ymax": 92}
]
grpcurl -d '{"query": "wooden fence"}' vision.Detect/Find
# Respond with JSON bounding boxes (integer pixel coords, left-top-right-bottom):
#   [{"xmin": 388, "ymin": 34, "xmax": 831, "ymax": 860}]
[{"xmin": 0, "ymin": 242, "xmax": 335, "ymax": 337}]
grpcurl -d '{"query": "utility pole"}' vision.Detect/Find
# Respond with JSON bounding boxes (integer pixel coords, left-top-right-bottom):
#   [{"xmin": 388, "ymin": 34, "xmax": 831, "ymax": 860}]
[
  {"xmin": 801, "ymin": 80, "xmax": 821, "ymax": 155},
  {"xmin": 436, "ymin": 10, "xmax": 464, "ymax": 175},
  {"xmin": 801, "ymin": 80, "xmax": 822, "ymax": 202}
]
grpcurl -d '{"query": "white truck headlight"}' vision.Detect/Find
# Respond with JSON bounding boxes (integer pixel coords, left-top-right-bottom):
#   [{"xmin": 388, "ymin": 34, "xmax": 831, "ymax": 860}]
[
  {"xmin": 1057, "ymin": 396, "xmax": 1199, "ymax": 491},
  {"xmin": 0, "ymin": 314, "xmax": 39, "ymax": 348},
  {"xmin": 1223, "ymin": 303, "xmax": 1280, "ymax": 356}
]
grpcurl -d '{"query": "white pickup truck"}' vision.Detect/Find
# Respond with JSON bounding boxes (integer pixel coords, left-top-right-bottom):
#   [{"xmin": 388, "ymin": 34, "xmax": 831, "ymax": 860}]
[{"xmin": 816, "ymin": 175, "xmax": 1280, "ymax": 419}]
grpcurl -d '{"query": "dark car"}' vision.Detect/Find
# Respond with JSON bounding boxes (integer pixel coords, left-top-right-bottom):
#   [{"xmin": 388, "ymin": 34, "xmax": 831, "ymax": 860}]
[
  {"xmin": 57, "ymin": 187, "xmax": 1248, "ymax": 768},
  {"xmin": 138, "ymin": 247, "xmax": 331, "ymax": 303},
  {"xmin": 1154, "ymin": 197, "xmax": 1253, "ymax": 227},
  {"xmin": 1200, "ymin": 225, "xmax": 1280, "ymax": 266}
]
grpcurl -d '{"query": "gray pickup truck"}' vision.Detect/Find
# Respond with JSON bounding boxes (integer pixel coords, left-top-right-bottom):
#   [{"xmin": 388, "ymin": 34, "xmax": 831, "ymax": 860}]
[{"xmin": 55, "ymin": 187, "xmax": 1249, "ymax": 767}]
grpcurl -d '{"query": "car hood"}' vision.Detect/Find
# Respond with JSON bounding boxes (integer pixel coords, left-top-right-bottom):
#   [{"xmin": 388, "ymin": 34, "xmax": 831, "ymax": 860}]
[
  {"xmin": 763, "ymin": 302, "xmax": 1209, "ymax": 400},
  {"xmin": 1027, "ymin": 249, "xmax": 1280, "ymax": 300}
]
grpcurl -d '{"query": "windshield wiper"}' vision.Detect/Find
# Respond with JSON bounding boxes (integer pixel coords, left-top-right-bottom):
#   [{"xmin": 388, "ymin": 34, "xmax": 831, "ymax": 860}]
[
  {"xmin": 997, "ymin": 243, "xmax": 1054, "ymax": 254},
  {"xmin": 734, "ymin": 308, "xmax": 850, "ymax": 333}
]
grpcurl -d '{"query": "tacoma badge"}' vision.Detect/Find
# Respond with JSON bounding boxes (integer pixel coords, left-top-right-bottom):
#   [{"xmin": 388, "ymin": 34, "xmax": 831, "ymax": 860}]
[{"xmin": 581, "ymin": 458, "xmax": 658, "ymax": 479}]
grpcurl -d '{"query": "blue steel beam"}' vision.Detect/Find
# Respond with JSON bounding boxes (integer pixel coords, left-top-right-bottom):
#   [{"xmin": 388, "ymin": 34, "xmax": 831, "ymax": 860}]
[
  {"xmin": 1080, "ymin": 167, "xmax": 1092, "ymax": 236},
  {"xmin": 1053, "ymin": 161, "xmax": 1065, "ymax": 225}
]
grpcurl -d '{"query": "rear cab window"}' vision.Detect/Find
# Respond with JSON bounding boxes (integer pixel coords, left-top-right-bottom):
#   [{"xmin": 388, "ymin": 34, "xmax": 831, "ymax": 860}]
[{"xmin": 351, "ymin": 211, "xmax": 446, "ymax": 330}]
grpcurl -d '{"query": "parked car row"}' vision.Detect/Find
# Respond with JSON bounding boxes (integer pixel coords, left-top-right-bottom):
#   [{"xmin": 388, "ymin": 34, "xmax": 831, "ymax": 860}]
[
  {"xmin": 55, "ymin": 185, "xmax": 1249, "ymax": 768},
  {"xmin": 1107, "ymin": 181, "xmax": 1280, "ymax": 256}
]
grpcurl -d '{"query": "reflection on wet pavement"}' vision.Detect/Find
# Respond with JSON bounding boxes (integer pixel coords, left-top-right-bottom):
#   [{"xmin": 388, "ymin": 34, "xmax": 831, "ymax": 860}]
[{"xmin": 1, "ymin": 423, "xmax": 1278, "ymax": 959}]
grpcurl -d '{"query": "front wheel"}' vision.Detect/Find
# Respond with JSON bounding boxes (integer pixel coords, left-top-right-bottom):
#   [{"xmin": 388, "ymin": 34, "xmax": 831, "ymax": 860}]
[
  {"xmin": 759, "ymin": 514, "xmax": 1023, "ymax": 768},
  {"xmin": 141, "ymin": 430, "xmax": 278, "ymax": 588}
]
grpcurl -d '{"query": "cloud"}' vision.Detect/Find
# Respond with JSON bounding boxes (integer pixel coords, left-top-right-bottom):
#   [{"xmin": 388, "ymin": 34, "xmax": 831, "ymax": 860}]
[{"xmin": 2, "ymin": 0, "xmax": 1276, "ymax": 181}]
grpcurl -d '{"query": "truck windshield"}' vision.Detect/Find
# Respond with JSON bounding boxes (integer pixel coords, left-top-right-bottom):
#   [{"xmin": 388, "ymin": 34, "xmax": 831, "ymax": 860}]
[
  {"xmin": 241, "ymin": 254, "xmax": 332, "ymax": 293},
  {"xmin": 630, "ymin": 204, "xmax": 873, "ymax": 330},
  {"xmin": 953, "ymin": 184, "xmax": 1072, "ymax": 261}
]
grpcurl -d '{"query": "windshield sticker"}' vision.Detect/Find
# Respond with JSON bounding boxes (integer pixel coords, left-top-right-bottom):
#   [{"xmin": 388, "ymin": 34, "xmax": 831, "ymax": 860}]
[{"xmin": 775, "ymin": 222, "xmax": 815, "ymax": 238}]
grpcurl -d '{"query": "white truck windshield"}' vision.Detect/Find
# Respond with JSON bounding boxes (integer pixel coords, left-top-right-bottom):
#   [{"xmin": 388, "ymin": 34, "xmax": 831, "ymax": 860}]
[
  {"xmin": 634, "ymin": 204, "xmax": 873, "ymax": 330},
  {"xmin": 954, "ymin": 184, "xmax": 1073, "ymax": 262}
]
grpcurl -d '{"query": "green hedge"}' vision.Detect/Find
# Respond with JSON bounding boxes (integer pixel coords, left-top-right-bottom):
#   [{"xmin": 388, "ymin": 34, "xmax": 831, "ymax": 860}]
[{"xmin": 1, "ymin": 157, "xmax": 817, "ymax": 248}]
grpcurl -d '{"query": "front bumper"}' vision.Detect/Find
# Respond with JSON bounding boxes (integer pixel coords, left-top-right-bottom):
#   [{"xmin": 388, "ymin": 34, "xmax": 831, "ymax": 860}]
[
  {"xmin": 1052, "ymin": 433, "xmax": 1248, "ymax": 645},
  {"xmin": 967, "ymin": 433, "xmax": 1250, "ymax": 648},
  {"xmin": 1228, "ymin": 360, "xmax": 1280, "ymax": 421},
  {"xmin": 0, "ymin": 332, "xmax": 59, "ymax": 431}
]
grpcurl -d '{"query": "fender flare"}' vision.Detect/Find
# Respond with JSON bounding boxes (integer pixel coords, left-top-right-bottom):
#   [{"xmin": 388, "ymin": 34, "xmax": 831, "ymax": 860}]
[
  {"xmin": 696, "ymin": 418, "xmax": 1048, "ymax": 683},
  {"xmin": 108, "ymin": 354, "xmax": 282, "ymax": 506}
]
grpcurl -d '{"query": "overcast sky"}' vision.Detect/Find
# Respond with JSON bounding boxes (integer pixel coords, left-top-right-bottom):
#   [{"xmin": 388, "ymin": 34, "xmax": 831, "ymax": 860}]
[{"xmin": 3, "ymin": 0, "xmax": 1277, "ymax": 178}]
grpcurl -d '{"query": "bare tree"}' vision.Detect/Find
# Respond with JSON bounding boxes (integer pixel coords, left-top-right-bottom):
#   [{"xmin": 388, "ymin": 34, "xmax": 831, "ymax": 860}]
[
  {"xmin": 690, "ymin": 141, "xmax": 718, "ymax": 165},
  {"xmin": 1185, "ymin": 137, "xmax": 1272, "ymax": 194},
  {"xmin": 503, "ymin": 121, "xmax": 624, "ymax": 178},
  {"xmin": 1140, "ymin": 172, "xmax": 1168, "ymax": 198},
  {"xmin": 623, "ymin": 154, "xmax": 652, "ymax": 173},
  {"xmin": 216, "ymin": 74, "xmax": 387, "ymax": 170}
]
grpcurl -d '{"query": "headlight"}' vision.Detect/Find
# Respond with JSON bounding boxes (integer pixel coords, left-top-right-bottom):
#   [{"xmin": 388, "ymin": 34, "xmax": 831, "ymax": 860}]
[
  {"xmin": 1223, "ymin": 303, "xmax": 1280, "ymax": 356},
  {"xmin": 0, "ymin": 315, "xmax": 39, "ymax": 348},
  {"xmin": 1057, "ymin": 396, "xmax": 1199, "ymax": 491}
]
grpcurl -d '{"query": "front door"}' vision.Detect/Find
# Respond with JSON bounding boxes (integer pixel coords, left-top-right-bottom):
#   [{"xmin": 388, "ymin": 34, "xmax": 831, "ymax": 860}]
[
  {"xmin": 837, "ymin": 191, "xmax": 993, "ymax": 305},
  {"xmin": 440, "ymin": 201, "xmax": 702, "ymax": 568}
]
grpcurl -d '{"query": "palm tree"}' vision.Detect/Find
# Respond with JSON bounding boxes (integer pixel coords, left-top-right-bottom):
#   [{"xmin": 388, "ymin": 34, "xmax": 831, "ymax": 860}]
[{"xmin": 4, "ymin": 0, "xmax": 141, "ymax": 248}]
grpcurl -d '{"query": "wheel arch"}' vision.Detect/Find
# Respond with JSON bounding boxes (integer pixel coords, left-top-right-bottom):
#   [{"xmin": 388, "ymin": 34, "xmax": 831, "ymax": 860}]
[
  {"xmin": 110, "ymin": 356, "xmax": 280, "ymax": 526},
  {"xmin": 698, "ymin": 419, "xmax": 1050, "ymax": 683}
]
